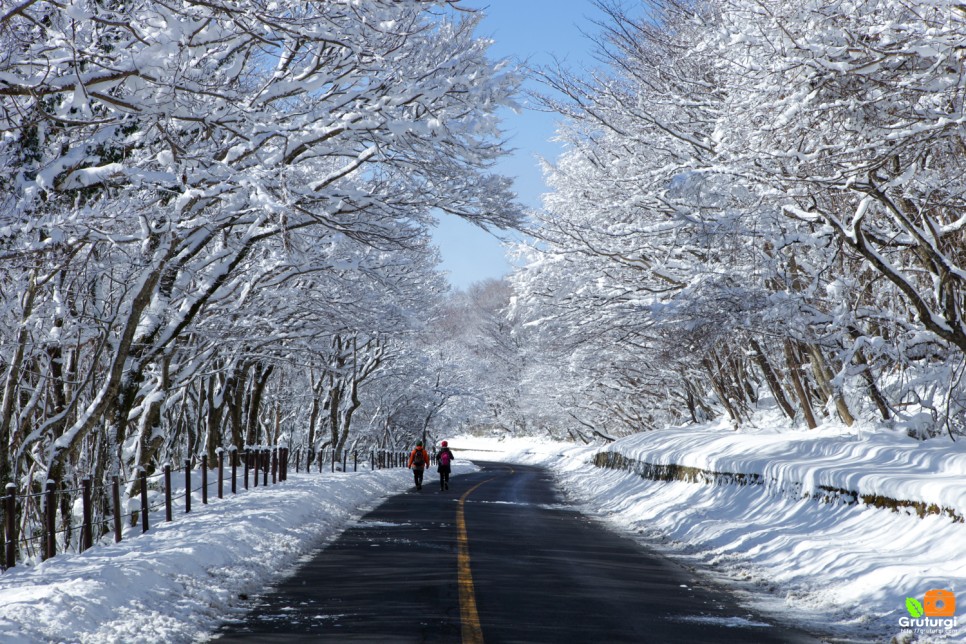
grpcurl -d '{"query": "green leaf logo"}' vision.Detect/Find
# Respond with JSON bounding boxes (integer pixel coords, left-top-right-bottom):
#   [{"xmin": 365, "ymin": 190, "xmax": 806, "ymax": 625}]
[{"xmin": 906, "ymin": 597, "xmax": 925, "ymax": 618}]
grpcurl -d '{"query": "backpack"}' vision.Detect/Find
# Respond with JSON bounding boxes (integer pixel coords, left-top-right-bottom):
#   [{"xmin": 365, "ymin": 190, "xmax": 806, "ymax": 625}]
[
  {"xmin": 439, "ymin": 451, "xmax": 451, "ymax": 466},
  {"xmin": 413, "ymin": 449, "xmax": 425, "ymax": 467}
]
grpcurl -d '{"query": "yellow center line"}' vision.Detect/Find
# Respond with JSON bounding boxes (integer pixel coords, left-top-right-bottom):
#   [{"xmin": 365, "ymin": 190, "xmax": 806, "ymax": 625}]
[{"xmin": 457, "ymin": 478, "xmax": 492, "ymax": 644}]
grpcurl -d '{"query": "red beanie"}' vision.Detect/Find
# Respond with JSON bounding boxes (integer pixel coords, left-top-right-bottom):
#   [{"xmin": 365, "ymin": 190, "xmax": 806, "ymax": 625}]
[{"xmin": 441, "ymin": 441, "xmax": 448, "ymax": 447}]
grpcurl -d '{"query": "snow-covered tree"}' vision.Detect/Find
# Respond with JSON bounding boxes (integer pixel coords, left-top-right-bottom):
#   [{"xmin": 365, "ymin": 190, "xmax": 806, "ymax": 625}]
[
  {"xmin": 0, "ymin": 0, "xmax": 523, "ymax": 548},
  {"xmin": 511, "ymin": 0, "xmax": 966, "ymax": 440}
]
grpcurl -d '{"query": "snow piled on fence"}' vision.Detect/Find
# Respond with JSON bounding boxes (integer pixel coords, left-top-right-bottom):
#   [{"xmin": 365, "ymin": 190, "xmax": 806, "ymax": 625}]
[{"xmin": 452, "ymin": 422, "xmax": 966, "ymax": 644}]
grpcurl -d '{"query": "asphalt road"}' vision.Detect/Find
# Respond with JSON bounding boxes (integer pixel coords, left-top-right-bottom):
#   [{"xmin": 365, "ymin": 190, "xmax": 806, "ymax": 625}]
[{"xmin": 212, "ymin": 461, "xmax": 821, "ymax": 643}]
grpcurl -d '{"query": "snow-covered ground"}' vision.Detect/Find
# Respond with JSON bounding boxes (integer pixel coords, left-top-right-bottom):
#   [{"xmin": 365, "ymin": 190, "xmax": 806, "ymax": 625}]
[
  {"xmin": 1, "ymin": 423, "xmax": 963, "ymax": 643},
  {"xmin": 456, "ymin": 422, "xmax": 966, "ymax": 644},
  {"xmin": 0, "ymin": 465, "xmax": 431, "ymax": 643}
]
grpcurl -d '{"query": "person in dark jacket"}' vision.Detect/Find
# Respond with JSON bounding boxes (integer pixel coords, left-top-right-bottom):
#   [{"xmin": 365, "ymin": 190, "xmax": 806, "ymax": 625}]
[
  {"xmin": 436, "ymin": 440, "xmax": 454, "ymax": 491},
  {"xmin": 408, "ymin": 441, "xmax": 430, "ymax": 491}
]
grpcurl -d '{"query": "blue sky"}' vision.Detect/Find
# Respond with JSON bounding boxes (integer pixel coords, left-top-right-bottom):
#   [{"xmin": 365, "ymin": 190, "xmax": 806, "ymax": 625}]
[{"xmin": 432, "ymin": 1, "xmax": 604, "ymax": 290}]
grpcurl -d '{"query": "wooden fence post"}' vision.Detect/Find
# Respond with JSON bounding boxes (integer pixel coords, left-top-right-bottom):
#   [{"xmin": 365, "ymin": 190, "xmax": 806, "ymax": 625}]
[
  {"xmin": 112, "ymin": 476, "xmax": 122, "ymax": 543},
  {"xmin": 201, "ymin": 454, "xmax": 208, "ymax": 505},
  {"xmin": 254, "ymin": 449, "xmax": 259, "ymax": 485},
  {"xmin": 44, "ymin": 480, "xmax": 56, "ymax": 560},
  {"xmin": 342, "ymin": 450, "xmax": 348, "ymax": 473},
  {"xmin": 271, "ymin": 448, "xmax": 277, "ymax": 484},
  {"xmin": 164, "ymin": 465, "xmax": 172, "ymax": 522},
  {"xmin": 80, "ymin": 477, "xmax": 92, "ymax": 553},
  {"xmin": 218, "ymin": 449, "xmax": 224, "ymax": 499},
  {"xmin": 139, "ymin": 470, "xmax": 149, "ymax": 533},
  {"xmin": 185, "ymin": 459, "xmax": 192, "ymax": 513},
  {"xmin": 231, "ymin": 447, "xmax": 238, "ymax": 494},
  {"xmin": 295, "ymin": 448, "xmax": 300, "ymax": 474},
  {"xmin": 354, "ymin": 451, "xmax": 358, "ymax": 472},
  {"xmin": 244, "ymin": 450, "xmax": 250, "ymax": 490},
  {"xmin": 5, "ymin": 483, "xmax": 16, "ymax": 569},
  {"xmin": 262, "ymin": 449, "xmax": 269, "ymax": 486}
]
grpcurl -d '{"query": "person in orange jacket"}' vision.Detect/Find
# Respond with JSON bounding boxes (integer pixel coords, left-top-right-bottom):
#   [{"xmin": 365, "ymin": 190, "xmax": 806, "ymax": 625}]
[{"xmin": 408, "ymin": 441, "xmax": 431, "ymax": 491}]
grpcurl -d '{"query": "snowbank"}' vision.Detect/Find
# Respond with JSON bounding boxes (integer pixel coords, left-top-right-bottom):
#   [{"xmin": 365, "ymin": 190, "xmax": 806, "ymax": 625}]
[
  {"xmin": 451, "ymin": 427, "xmax": 966, "ymax": 644},
  {"xmin": 602, "ymin": 424, "xmax": 966, "ymax": 520},
  {"xmin": 0, "ymin": 464, "xmax": 475, "ymax": 643}
]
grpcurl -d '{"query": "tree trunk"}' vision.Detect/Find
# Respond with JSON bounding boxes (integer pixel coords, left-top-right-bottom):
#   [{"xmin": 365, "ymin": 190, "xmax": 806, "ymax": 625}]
[
  {"xmin": 306, "ymin": 373, "xmax": 326, "ymax": 468},
  {"xmin": 806, "ymin": 344, "xmax": 855, "ymax": 426},
  {"xmin": 205, "ymin": 373, "xmax": 225, "ymax": 463},
  {"xmin": 225, "ymin": 361, "xmax": 249, "ymax": 450},
  {"xmin": 783, "ymin": 340, "xmax": 818, "ymax": 429},
  {"xmin": 847, "ymin": 328, "xmax": 891, "ymax": 421},
  {"xmin": 725, "ymin": 345, "xmax": 758, "ymax": 405},
  {"xmin": 245, "ymin": 363, "xmax": 274, "ymax": 446},
  {"xmin": 0, "ymin": 275, "xmax": 37, "ymax": 488},
  {"xmin": 749, "ymin": 338, "xmax": 796, "ymax": 420},
  {"xmin": 683, "ymin": 376, "xmax": 715, "ymax": 422},
  {"xmin": 703, "ymin": 357, "xmax": 740, "ymax": 424}
]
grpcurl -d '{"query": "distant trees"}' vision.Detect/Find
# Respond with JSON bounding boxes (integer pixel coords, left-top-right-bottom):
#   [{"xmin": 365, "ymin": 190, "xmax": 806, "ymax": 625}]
[
  {"xmin": 510, "ymin": 0, "xmax": 966, "ymax": 440},
  {"xmin": 401, "ymin": 279, "xmax": 526, "ymax": 440}
]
